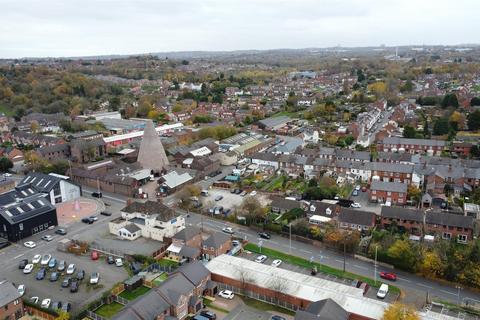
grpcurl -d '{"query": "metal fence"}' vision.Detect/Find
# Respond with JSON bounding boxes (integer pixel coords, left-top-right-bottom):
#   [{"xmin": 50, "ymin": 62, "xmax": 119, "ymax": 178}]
[
  {"xmin": 145, "ymin": 262, "xmax": 177, "ymax": 274},
  {"xmin": 89, "ymin": 243, "xmax": 125, "ymax": 258},
  {"xmin": 86, "ymin": 310, "xmax": 107, "ymax": 320}
]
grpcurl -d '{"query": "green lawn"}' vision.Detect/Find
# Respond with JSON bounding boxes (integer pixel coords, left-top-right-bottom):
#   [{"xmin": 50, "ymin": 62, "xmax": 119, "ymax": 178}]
[
  {"xmin": 95, "ymin": 302, "xmax": 124, "ymax": 318},
  {"xmin": 152, "ymin": 272, "xmax": 168, "ymax": 286},
  {"xmin": 119, "ymin": 286, "xmax": 150, "ymax": 300},
  {"xmin": 0, "ymin": 104, "xmax": 14, "ymax": 116},
  {"xmin": 338, "ymin": 184, "xmax": 354, "ymax": 198},
  {"xmin": 157, "ymin": 258, "xmax": 179, "ymax": 267},
  {"xmin": 240, "ymin": 296, "xmax": 295, "ymax": 316},
  {"xmin": 244, "ymin": 243, "xmax": 400, "ymax": 294}
]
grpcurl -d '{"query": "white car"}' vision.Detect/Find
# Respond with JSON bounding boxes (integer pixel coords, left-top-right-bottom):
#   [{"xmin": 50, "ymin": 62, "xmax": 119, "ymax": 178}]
[
  {"xmin": 4, "ymin": 173, "xmax": 12, "ymax": 177},
  {"xmin": 17, "ymin": 284, "xmax": 25, "ymax": 296},
  {"xmin": 41, "ymin": 298, "xmax": 51, "ymax": 308},
  {"xmin": 377, "ymin": 284, "xmax": 389, "ymax": 299},
  {"xmin": 222, "ymin": 227, "xmax": 234, "ymax": 234},
  {"xmin": 24, "ymin": 241, "xmax": 36, "ymax": 248},
  {"xmin": 40, "ymin": 254, "xmax": 52, "ymax": 266},
  {"xmin": 90, "ymin": 272, "xmax": 100, "ymax": 284},
  {"xmin": 351, "ymin": 202, "xmax": 361, "ymax": 208},
  {"xmin": 115, "ymin": 258, "xmax": 123, "ymax": 267},
  {"xmin": 41, "ymin": 235, "xmax": 54, "ymax": 242},
  {"xmin": 218, "ymin": 290, "xmax": 234, "ymax": 299},
  {"xmin": 249, "ymin": 191, "xmax": 257, "ymax": 196},
  {"xmin": 231, "ymin": 240, "xmax": 241, "ymax": 247},
  {"xmin": 271, "ymin": 259, "xmax": 282, "ymax": 267},
  {"xmin": 355, "ymin": 185, "xmax": 361, "ymax": 191},
  {"xmin": 255, "ymin": 255, "xmax": 267, "ymax": 263},
  {"xmin": 66, "ymin": 263, "xmax": 76, "ymax": 275},
  {"xmin": 23, "ymin": 264, "xmax": 34, "ymax": 274},
  {"xmin": 30, "ymin": 296, "xmax": 39, "ymax": 304},
  {"xmin": 32, "ymin": 254, "xmax": 42, "ymax": 264}
]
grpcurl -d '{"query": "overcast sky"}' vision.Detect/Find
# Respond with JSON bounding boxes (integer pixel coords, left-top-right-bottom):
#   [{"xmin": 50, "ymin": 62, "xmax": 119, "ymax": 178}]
[{"xmin": 1, "ymin": 0, "xmax": 479, "ymax": 58}]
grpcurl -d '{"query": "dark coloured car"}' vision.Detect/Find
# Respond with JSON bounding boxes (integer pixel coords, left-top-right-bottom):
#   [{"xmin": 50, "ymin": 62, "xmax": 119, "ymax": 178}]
[
  {"xmin": 271, "ymin": 316, "xmax": 287, "ymax": 320},
  {"xmin": 91, "ymin": 192, "xmax": 102, "ymax": 198},
  {"xmin": 81, "ymin": 217, "xmax": 94, "ymax": 224},
  {"xmin": 234, "ymin": 189, "xmax": 242, "ymax": 194},
  {"xmin": 61, "ymin": 302, "xmax": 71, "ymax": 312},
  {"xmin": 100, "ymin": 211, "xmax": 112, "ymax": 216},
  {"xmin": 51, "ymin": 301, "xmax": 62, "ymax": 310},
  {"xmin": 76, "ymin": 270, "xmax": 85, "ymax": 281},
  {"xmin": 50, "ymin": 272, "xmax": 60, "ymax": 282},
  {"xmin": 107, "ymin": 256, "xmax": 115, "ymax": 264},
  {"xmin": 55, "ymin": 228, "xmax": 67, "ymax": 235},
  {"xmin": 18, "ymin": 259, "xmax": 28, "ymax": 269},
  {"xmin": 200, "ymin": 310, "xmax": 217, "ymax": 319},
  {"xmin": 258, "ymin": 232, "xmax": 271, "ymax": 239},
  {"xmin": 36, "ymin": 268, "xmax": 46, "ymax": 280},
  {"xmin": 130, "ymin": 262, "xmax": 142, "ymax": 275},
  {"xmin": 70, "ymin": 280, "xmax": 79, "ymax": 293},
  {"xmin": 62, "ymin": 277, "xmax": 72, "ymax": 288}
]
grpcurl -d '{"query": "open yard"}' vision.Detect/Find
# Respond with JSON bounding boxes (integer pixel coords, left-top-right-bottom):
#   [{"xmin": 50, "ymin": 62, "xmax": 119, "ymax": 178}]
[
  {"xmin": 119, "ymin": 286, "xmax": 150, "ymax": 300},
  {"xmin": 95, "ymin": 302, "xmax": 124, "ymax": 318}
]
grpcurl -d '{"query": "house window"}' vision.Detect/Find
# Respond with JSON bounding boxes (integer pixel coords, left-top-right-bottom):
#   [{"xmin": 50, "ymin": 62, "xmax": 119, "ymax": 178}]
[
  {"xmin": 387, "ymin": 192, "xmax": 391, "ymax": 196},
  {"xmin": 19, "ymin": 223, "xmax": 23, "ymax": 231},
  {"xmin": 458, "ymin": 234, "xmax": 468, "ymax": 243},
  {"xmin": 372, "ymin": 190, "xmax": 376, "ymax": 194},
  {"xmin": 442, "ymin": 232, "xmax": 452, "ymax": 240}
]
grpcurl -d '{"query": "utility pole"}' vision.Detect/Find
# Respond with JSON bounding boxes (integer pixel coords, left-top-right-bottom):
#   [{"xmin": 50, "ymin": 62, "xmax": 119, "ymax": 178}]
[
  {"xmin": 374, "ymin": 245, "xmax": 378, "ymax": 285},
  {"xmin": 289, "ymin": 224, "xmax": 292, "ymax": 254},
  {"xmin": 343, "ymin": 240, "xmax": 346, "ymax": 273},
  {"xmin": 456, "ymin": 286, "xmax": 462, "ymax": 305}
]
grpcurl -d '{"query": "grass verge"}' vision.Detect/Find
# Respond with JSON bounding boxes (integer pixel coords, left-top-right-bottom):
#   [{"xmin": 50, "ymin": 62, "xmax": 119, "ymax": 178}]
[
  {"xmin": 240, "ymin": 296, "xmax": 295, "ymax": 316},
  {"xmin": 203, "ymin": 298, "xmax": 230, "ymax": 313},
  {"xmin": 119, "ymin": 286, "xmax": 150, "ymax": 300},
  {"xmin": 244, "ymin": 243, "xmax": 400, "ymax": 294},
  {"xmin": 158, "ymin": 258, "xmax": 179, "ymax": 267},
  {"xmin": 435, "ymin": 299, "xmax": 480, "ymax": 317},
  {"xmin": 95, "ymin": 302, "xmax": 123, "ymax": 318}
]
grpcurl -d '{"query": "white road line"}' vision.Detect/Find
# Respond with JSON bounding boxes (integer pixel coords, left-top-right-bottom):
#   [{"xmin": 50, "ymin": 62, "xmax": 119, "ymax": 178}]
[
  {"xmin": 300, "ymin": 249, "xmax": 312, "ymax": 254},
  {"xmin": 440, "ymin": 290, "xmax": 456, "ymax": 296},
  {"xmin": 335, "ymin": 259, "xmax": 344, "ymax": 263},
  {"xmin": 13, "ymin": 253, "xmax": 24, "ymax": 259},
  {"xmin": 397, "ymin": 277, "xmax": 411, "ymax": 283},
  {"xmin": 417, "ymin": 283, "xmax": 433, "ymax": 289},
  {"xmin": 353, "ymin": 264, "xmax": 368, "ymax": 270}
]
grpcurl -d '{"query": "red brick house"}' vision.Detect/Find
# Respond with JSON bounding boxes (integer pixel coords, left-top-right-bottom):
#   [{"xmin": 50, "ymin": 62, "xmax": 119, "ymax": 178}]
[
  {"xmin": 369, "ymin": 181, "xmax": 408, "ymax": 205},
  {"xmin": 377, "ymin": 137, "xmax": 446, "ymax": 155},
  {"xmin": 380, "ymin": 207, "xmax": 424, "ymax": 235},
  {"xmin": 452, "ymin": 141, "xmax": 472, "ymax": 158},
  {"xmin": 425, "ymin": 211, "xmax": 474, "ymax": 243},
  {"xmin": 0, "ymin": 280, "xmax": 24, "ymax": 320},
  {"xmin": 367, "ymin": 162, "xmax": 414, "ymax": 184}
]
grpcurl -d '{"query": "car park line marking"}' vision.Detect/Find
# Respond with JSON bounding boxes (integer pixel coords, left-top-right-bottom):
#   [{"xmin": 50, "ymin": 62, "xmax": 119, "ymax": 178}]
[
  {"xmin": 14, "ymin": 253, "xmax": 24, "ymax": 259},
  {"xmin": 440, "ymin": 290, "xmax": 456, "ymax": 296}
]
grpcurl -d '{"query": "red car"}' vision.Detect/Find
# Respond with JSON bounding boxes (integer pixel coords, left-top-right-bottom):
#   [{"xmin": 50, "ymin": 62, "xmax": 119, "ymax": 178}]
[
  {"xmin": 380, "ymin": 272, "xmax": 397, "ymax": 281},
  {"xmin": 361, "ymin": 186, "xmax": 367, "ymax": 192},
  {"xmin": 91, "ymin": 251, "xmax": 99, "ymax": 260}
]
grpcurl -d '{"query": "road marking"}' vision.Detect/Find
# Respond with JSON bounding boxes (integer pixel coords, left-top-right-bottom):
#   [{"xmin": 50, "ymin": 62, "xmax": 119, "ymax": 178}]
[
  {"xmin": 300, "ymin": 249, "xmax": 312, "ymax": 254},
  {"xmin": 397, "ymin": 277, "xmax": 411, "ymax": 283},
  {"xmin": 335, "ymin": 259, "xmax": 344, "ymax": 263},
  {"xmin": 13, "ymin": 253, "xmax": 24, "ymax": 259},
  {"xmin": 440, "ymin": 290, "xmax": 456, "ymax": 296},
  {"xmin": 353, "ymin": 264, "xmax": 368, "ymax": 270},
  {"xmin": 417, "ymin": 283, "xmax": 433, "ymax": 289}
]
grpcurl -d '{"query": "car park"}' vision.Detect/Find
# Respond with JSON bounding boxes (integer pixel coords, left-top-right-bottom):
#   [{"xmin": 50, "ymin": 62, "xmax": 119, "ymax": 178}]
[
  {"xmin": 36, "ymin": 268, "xmax": 46, "ymax": 280},
  {"xmin": 66, "ymin": 263, "xmax": 76, "ymax": 275},
  {"xmin": 41, "ymin": 235, "xmax": 54, "ymax": 241},
  {"xmin": 376, "ymin": 283, "xmax": 389, "ymax": 299},
  {"xmin": 70, "ymin": 280, "xmax": 79, "ymax": 293},
  {"xmin": 90, "ymin": 272, "xmax": 100, "ymax": 284},
  {"xmin": 41, "ymin": 298, "xmax": 51, "ymax": 308},
  {"xmin": 48, "ymin": 258, "xmax": 57, "ymax": 269},
  {"xmin": 380, "ymin": 272, "xmax": 397, "ymax": 281},
  {"xmin": 32, "ymin": 254, "xmax": 42, "ymax": 264},
  {"xmin": 222, "ymin": 227, "xmax": 234, "ymax": 234},
  {"xmin": 24, "ymin": 241, "xmax": 36, "ymax": 248},
  {"xmin": 40, "ymin": 254, "xmax": 52, "ymax": 265},
  {"xmin": 62, "ymin": 277, "xmax": 72, "ymax": 288},
  {"xmin": 23, "ymin": 264, "xmax": 34, "ymax": 274},
  {"xmin": 57, "ymin": 260, "xmax": 66, "ymax": 272},
  {"xmin": 258, "ymin": 232, "xmax": 271, "ymax": 239},
  {"xmin": 19, "ymin": 259, "xmax": 28, "ymax": 269},
  {"xmin": 200, "ymin": 310, "xmax": 217, "ymax": 319},
  {"xmin": 50, "ymin": 272, "xmax": 60, "ymax": 282},
  {"xmin": 55, "ymin": 228, "xmax": 67, "ymax": 235},
  {"xmin": 115, "ymin": 258, "xmax": 123, "ymax": 267},
  {"xmin": 271, "ymin": 259, "xmax": 282, "ymax": 267},
  {"xmin": 218, "ymin": 290, "xmax": 234, "ymax": 299},
  {"xmin": 255, "ymin": 255, "xmax": 267, "ymax": 263},
  {"xmin": 17, "ymin": 284, "xmax": 25, "ymax": 296},
  {"xmin": 76, "ymin": 270, "xmax": 85, "ymax": 280}
]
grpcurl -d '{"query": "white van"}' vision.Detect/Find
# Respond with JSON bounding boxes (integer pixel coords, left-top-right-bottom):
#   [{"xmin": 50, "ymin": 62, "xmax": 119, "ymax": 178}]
[
  {"xmin": 200, "ymin": 190, "xmax": 209, "ymax": 197},
  {"xmin": 377, "ymin": 283, "xmax": 389, "ymax": 299}
]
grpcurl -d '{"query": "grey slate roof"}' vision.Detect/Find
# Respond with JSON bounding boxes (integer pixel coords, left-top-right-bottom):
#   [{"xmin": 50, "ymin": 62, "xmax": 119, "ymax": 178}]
[
  {"xmin": 179, "ymin": 245, "xmax": 200, "ymax": 259},
  {"xmin": 123, "ymin": 223, "xmax": 141, "ymax": 234},
  {"xmin": 295, "ymin": 298, "xmax": 349, "ymax": 320},
  {"xmin": 155, "ymin": 273, "xmax": 194, "ymax": 305},
  {"xmin": 0, "ymin": 280, "xmax": 21, "ymax": 307},
  {"xmin": 203, "ymin": 232, "xmax": 230, "ymax": 249},
  {"xmin": 178, "ymin": 260, "xmax": 211, "ymax": 286},
  {"xmin": 370, "ymin": 181, "xmax": 408, "ymax": 193},
  {"xmin": 381, "ymin": 137, "xmax": 446, "ymax": 147},
  {"xmin": 380, "ymin": 207, "xmax": 423, "ymax": 222},
  {"xmin": 367, "ymin": 162, "xmax": 414, "ymax": 174},
  {"xmin": 258, "ymin": 115, "xmax": 291, "ymax": 128},
  {"xmin": 18, "ymin": 172, "xmax": 62, "ymax": 193},
  {"xmin": 173, "ymin": 226, "xmax": 201, "ymax": 241},
  {"xmin": 113, "ymin": 290, "xmax": 170, "ymax": 320},
  {"xmin": 425, "ymin": 212, "xmax": 474, "ymax": 229},
  {"xmin": 270, "ymin": 196, "xmax": 301, "ymax": 211},
  {"xmin": 338, "ymin": 208, "xmax": 376, "ymax": 227},
  {"xmin": 122, "ymin": 201, "xmax": 177, "ymax": 221}
]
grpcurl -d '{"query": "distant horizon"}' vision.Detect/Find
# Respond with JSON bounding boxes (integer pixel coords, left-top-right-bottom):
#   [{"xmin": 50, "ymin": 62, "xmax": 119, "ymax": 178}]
[{"xmin": 2, "ymin": 0, "xmax": 480, "ymax": 59}]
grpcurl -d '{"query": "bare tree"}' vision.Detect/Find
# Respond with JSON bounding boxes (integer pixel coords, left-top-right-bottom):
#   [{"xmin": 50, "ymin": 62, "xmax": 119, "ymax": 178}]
[
  {"xmin": 235, "ymin": 266, "xmax": 255, "ymax": 294},
  {"xmin": 266, "ymin": 272, "xmax": 288, "ymax": 304}
]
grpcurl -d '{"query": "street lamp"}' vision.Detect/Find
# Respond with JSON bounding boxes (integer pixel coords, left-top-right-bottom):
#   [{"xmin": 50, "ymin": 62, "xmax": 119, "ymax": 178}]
[
  {"xmin": 374, "ymin": 245, "xmax": 378, "ymax": 285},
  {"xmin": 456, "ymin": 286, "xmax": 462, "ymax": 306},
  {"xmin": 289, "ymin": 224, "xmax": 292, "ymax": 254}
]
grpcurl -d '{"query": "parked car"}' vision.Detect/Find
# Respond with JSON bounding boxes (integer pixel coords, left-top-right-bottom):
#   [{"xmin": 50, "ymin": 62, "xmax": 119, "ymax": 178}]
[
  {"xmin": 90, "ymin": 272, "xmax": 100, "ymax": 284},
  {"xmin": 41, "ymin": 235, "xmax": 53, "ymax": 242},
  {"xmin": 107, "ymin": 256, "xmax": 115, "ymax": 264},
  {"xmin": 379, "ymin": 272, "xmax": 397, "ymax": 281},
  {"xmin": 351, "ymin": 202, "xmax": 361, "ymax": 208},
  {"xmin": 258, "ymin": 232, "xmax": 271, "ymax": 239},
  {"xmin": 193, "ymin": 315, "xmax": 209, "ymax": 320},
  {"xmin": 255, "ymin": 255, "xmax": 267, "ymax": 263},
  {"xmin": 48, "ymin": 258, "xmax": 57, "ymax": 269},
  {"xmin": 249, "ymin": 191, "xmax": 257, "ymax": 196},
  {"xmin": 376, "ymin": 283, "xmax": 389, "ymax": 299},
  {"xmin": 271, "ymin": 316, "xmax": 287, "ymax": 320},
  {"xmin": 361, "ymin": 186, "xmax": 367, "ymax": 192},
  {"xmin": 41, "ymin": 298, "xmax": 51, "ymax": 309},
  {"xmin": 89, "ymin": 216, "xmax": 98, "ymax": 221},
  {"xmin": 17, "ymin": 284, "xmax": 25, "ymax": 296},
  {"xmin": 30, "ymin": 296, "xmax": 39, "ymax": 304},
  {"xmin": 214, "ymin": 195, "xmax": 223, "ymax": 201},
  {"xmin": 91, "ymin": 251, "xmax": 99, "ymax": 260},
  {"xmin": 271, "ymin": 259, "xmax": 282, "ymax": 267},
  {"xmin": 231, "ymin": 240, "xmax": 241, "ymax": 247},
  {"xmin": 66, "ymin": 263, "xmax": 76, "ymax": 275},
  {"xmin": 70, "ymin": 280, "xmax": 79, "ymax": 293},
  {"xmin": 235, "ymin": 189, "xmax": 242, "ymax": 194},
  {"xmin": 36, "ymin": 268, "xmax": 46, "ymax": 280},
  {"xmin": 130, "ymin": 262, "xmax": 142, "ymax": 275},
  {"xmin": 115, "ymin": 258, "xmax": 123, "ymax": 267},
  {"xmin": 32, "ymin": 254, "xmax": 42, "ymax": 264},
  {"xmin": 222, "ymin": 227, "xmax": 234, "ymax": 234},
  {"xmin": 61, "ymin": 302, "xmax": 72, "ymax": 312},
  {"xmin": 352, "ymin": 190, "xmax": 359, "ymax": 196},
  {"xmin": 40, "ymin": 254, "xmax": 52, "ymax": 265},
  {"xmin": 55, "ymin": 228, "xmax": 67, "ymax": 235},
  {"xmin": 81, "ymin": 217, "xmax": 94, "ymax": 224},
  {"xmin": 100, "ymin": 211, "xmax": 112, "ymax": 216},
  {"xmin": 19, "ymin": 259, "xmax": 29, "ymax": 269},
  {"xmin": 51, "ymin": 301, "xmax": 62, "ymax": 310},
  {"xmin": 91, "ymin": 192, "xmax": 102, "ymax": 198},
  {"xmin": 218, "ymin": 290, "xmax": 234, "ymax": 299},
  {"xmin": 200, "ymin": 310, "xmax": 217, "ymax": 319},
  {"xmin": 50, "ymin": 272, "xmax": 60, "ymax": 282},
  {"xmin": 76, "ymin": 270, "xmax": 85, "ymax": 281},
  {"xmin": 57, "ymin": 260, "xmax": 66, "ymax": 272},
  {"xmin": 240, "ymin": 191, "xmax": 247, "ymax": 197},
  {"xmin": 23, "ymin": 264, "xmax": 34, "ymax": 274},
  {"xmin": 24, "ymin": 241, "xmax": 36, "ymax": 248},
  {"xmin": 62, "ymin": 278, "xmax": 71, "ymax": 288},
  {"xmin": 355, "ymin": 185, "xmax": 361, "ymax": 191}
]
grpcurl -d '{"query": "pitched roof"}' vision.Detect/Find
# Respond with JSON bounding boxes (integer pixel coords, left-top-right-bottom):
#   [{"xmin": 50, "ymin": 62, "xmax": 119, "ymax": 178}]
[
  {"xmin": 270, "ymin": 196, "xmax": 301, "ymax": 211},
  {"xmin": 425, "ymin": 212, "xmax": 474, "ymax": 229},
  {"xmin": 0, "ymin": 280, "xmax": 22, "ymax": 306},
  {"xmin": 173, "ymin": 226, "xmax": 201, "ymax": 241},
  {"xmin": 381, "ymin": 137, "xmax": 446, "ymax": 147},
  {"xmin": 113, "ymin": 290, "xmax": 169, "ymax": 320},
  {"xmin": 295, "ymin": 298, "xmax": 350, "ymax": 320},
  {"xmin": 338, "ymin": 208, "xmax": 376, "ymax": 227},
  {"xmin": 203, "ymin": 232, "xmax": 230, "ymax": 249},
  {"xmin": 370, "ymin": 181, "xmax": 408, "ymax": 193},
  {"xmin": 122, "ymin": 201, "xmax": 177, "ymax": 221},
  {"xmin": 380, "ymin": 207, "xmax": 423, "ymax": 222},
  {"xmin": 155, "ymin": 273, "xmax": 194, "ymax": 305},
  {"xmin": 177, "ymin": 260, "xmax": 211, "ymax": 286},
  {"xmin": 367, "ymin": 162, "xmax": 414, "ymax": 174}
]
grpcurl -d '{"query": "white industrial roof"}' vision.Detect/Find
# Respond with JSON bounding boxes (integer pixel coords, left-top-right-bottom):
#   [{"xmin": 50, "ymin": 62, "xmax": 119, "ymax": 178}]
[
  {"xmin": 190, "ymin": 146, "xmax": 212, "ymax": 157},
  {"xmin": 162, "ymin": 171, "xmax": 193, "ymax": 189},
  {"xmin": 103, "ymin": 123, "xmax": 184, "ymax": 143},
  {"xmin": 207, "ymin": 255, "xmax": 389, "ymax": 319},
  {"xmin": 309, "ymin": 215, "xmax": 332, "ymax": 223}
]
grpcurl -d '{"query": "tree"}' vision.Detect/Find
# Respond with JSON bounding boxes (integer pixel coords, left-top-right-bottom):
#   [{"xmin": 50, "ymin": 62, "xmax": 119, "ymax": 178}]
[
  {"xmin": 433, "ymin": 118, "xmax": 450, "ymax": 135},
  {"xmin": 0, "ymin": 157, "xmax": 13, "ymax": 172},
  {"xmin": 407, "ymin": 185, "xmax": 421, "ymax": 205},
  {"xmin": 382, "ymin": 303, "xmax": 420, "ymax": 320},
  {"xmin": 387, "ymin": 239, "xmax": 418, "ymax": 271},
  {"xmin": 55, "ymin": 311, "xmax": 70, "ymax": 320},
  {"xmin": 403, "ymin": 125, "xmax": 416, "ymax": 138},
  {"xmin": 471, "ymin": 97, "xmax": 480, "ymax": 107},
  {"xmin": 239, "ymin": 197, "xmax": 266, "ymax": 224},
  {"xmin": 441, "ymin": 93, "xmax": 459, "ymax": 109},
  {"xmin": 419, "ymin": 251, "xmax": 444, "ymax": 279},
  {"xmin": 449, "ymin": 111, "xmax": 465, "ymax": 131},
  {"xmin": 467, "ymin": 110, "xmax": 480, "ymax": 131},
  {"xmin": 30, "ymin": 120, "xmax": 40, "ymax": 134},
  {"xmin": 367, "ymin": 81, "xmax": 387, "ymax": 98}
]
